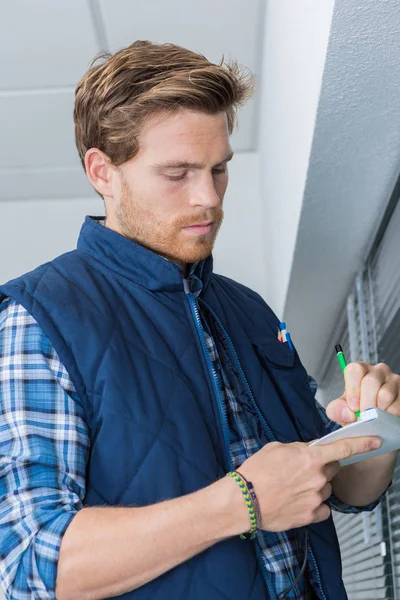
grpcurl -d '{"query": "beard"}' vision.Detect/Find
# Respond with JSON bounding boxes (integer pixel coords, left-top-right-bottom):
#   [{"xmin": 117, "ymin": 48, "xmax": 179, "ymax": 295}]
[{"xmin": 115, "ymin": 179, "xmax": 224, "ymax": 265}]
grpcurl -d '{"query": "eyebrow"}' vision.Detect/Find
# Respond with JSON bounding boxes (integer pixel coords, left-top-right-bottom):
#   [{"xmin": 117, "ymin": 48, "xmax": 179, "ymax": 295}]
[{"xmin": 153, "ymin": 151, "xmax": 234, "ymax": 170}]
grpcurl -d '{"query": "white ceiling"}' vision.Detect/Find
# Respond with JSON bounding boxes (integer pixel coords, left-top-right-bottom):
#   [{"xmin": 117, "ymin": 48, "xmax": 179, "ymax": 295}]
[
  {"xmin": 0, "ymin": 0, "xmax": 264, "ymax": 201},
  {"xmin": 3, "ymin": 0, "xmax": 399, "ymax": 385}
]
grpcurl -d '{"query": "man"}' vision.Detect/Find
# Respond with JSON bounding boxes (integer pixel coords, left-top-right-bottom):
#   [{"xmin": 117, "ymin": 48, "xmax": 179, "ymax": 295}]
[{"xmin": 0, "ymin": 41, "xmax": 399, "ymax": 600}]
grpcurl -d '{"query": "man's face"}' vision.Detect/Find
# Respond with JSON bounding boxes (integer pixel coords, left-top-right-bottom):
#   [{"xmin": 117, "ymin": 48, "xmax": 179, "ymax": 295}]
[{"xmin": 107, "ymin": 109, "xmax": 232, "ymax": 270}]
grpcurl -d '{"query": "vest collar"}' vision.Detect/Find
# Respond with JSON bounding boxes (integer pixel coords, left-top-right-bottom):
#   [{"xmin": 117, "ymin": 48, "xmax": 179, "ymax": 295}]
[{"xmin": 77, "ymin": 216, "xmax": 214, "ymax": 294}]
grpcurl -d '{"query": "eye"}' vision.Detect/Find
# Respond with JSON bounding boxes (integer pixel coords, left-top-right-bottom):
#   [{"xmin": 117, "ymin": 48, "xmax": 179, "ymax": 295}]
[
  {"xmin": 165, "ymin": 172, "xmax": 187, "ymax": 182},
  {"xmin": 212, "ymin": 166, "xmax": 228, "ymax": 176}
]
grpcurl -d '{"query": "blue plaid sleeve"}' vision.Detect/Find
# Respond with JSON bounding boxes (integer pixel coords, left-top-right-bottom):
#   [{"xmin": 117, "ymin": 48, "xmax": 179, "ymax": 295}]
[
  {"xmin": 0, "ymin": 298, "xmax": 90, "ymax": 599},
  {"xmin": 308, "ymin": 376, "xmax": 384, "ymax": 513}
]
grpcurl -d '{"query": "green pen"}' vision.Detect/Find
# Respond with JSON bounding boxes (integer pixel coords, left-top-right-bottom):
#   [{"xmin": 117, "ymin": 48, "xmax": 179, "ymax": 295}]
[{"xmin": 335, "ymin": 344, "xmax": 360, "ymax": 419}]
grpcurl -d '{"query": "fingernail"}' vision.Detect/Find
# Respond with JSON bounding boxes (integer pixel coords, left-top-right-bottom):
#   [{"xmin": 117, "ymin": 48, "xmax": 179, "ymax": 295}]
[
  {"xmin": 348, "ymin": 397, "xmax": 359, "ymax": 412},
  {"xmin": 341, "ymin": 407, "xmax": 356, "ymax": 422},
  {"xmin": 372, "ymin": 439, "xmax": 382, "ymax": 449}
]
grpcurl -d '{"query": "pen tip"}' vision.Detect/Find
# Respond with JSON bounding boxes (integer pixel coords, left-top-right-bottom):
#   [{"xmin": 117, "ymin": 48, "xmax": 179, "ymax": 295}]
[{"xmin": 335, "ymin": 344, "xmax": 343, "ymax": 354}]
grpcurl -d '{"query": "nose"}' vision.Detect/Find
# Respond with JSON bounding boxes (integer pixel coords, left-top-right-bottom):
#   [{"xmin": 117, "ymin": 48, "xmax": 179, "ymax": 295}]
[{"xmin": 189, "ymin": 173, "xmax": 222, "ymax": 209}]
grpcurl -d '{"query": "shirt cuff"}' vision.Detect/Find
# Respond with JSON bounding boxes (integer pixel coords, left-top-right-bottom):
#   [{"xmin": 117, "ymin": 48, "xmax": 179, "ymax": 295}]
[
  {"xmin": 11, "ymin": 510, "xmax": 77, "ymax": 599},
  {"xmin": 330, "ymin": 482, "xmax": 391, "ymax": 514}
]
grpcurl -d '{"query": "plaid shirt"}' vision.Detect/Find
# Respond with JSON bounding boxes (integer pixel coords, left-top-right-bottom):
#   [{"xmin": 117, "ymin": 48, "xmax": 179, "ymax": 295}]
[
  {"xmin": 201, "ymin": 319, "xmax": 318, "ymax": 599},
  {"xmin": 0, "ymin": 297, "xmax": 374, "ymax": 599}
]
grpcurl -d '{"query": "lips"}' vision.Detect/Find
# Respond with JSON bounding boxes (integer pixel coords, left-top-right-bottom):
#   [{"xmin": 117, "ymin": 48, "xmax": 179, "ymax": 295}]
[
  {"xmin": 182, "ymin": 221, "xmax": 215, "ymax": 236},
  {"xmin": 184, "ymin": 221, "xmax": 214, "ymax": 228}
]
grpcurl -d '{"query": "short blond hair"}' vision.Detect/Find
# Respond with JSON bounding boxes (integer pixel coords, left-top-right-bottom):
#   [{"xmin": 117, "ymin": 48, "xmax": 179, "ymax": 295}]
[{"xmin": 74, "ymin": 40, "xmax": 254, "ymax": 169}]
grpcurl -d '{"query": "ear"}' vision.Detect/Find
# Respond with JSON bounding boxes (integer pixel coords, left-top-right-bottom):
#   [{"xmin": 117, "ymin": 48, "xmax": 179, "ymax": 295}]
[{"xmin": 85, "ymin": 148, "xmax": 115, "ymax": 198}]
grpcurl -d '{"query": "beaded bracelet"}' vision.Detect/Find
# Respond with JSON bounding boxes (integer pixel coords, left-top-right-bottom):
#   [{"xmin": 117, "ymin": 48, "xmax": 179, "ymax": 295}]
[{"xmin": 226, "ymin": 471, "xmax": 258, "ymax": 539}]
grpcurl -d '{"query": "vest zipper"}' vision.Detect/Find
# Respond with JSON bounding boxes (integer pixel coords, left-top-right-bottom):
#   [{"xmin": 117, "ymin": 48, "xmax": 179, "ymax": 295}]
[
  {"xmin": 187, "ymin": 292, "xmax": 279, "ymax": 597},
  {"xmin": 308, "ymin": 545, "xmax": 328, "ymax": 600},
  {"xmin": 199, "ymin": 299, "xmax": 276, "ymax": 442},
  {"xmin": 186, "ymin": 292, "xmax": 233, "ymax": 471},
  {"xmin": 200, "ymin": 299, "xmax": 327, "ymax": 600}
]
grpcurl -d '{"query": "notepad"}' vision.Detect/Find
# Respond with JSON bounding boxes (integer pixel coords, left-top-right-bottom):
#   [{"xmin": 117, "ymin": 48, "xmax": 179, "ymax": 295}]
[{"xmin": 310, "ymin": 408, "xmax": 400, "ymax": 466}]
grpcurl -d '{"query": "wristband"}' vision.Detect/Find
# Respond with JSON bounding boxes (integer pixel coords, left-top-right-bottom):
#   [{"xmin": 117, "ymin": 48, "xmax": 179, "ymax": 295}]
[
  {"xmin": 236, "ymin": 470, "xmax": 262, "ymax": 531},
  {"xmin": 226, "ymin": 471, "xmax": 258, "ymax": 539}
]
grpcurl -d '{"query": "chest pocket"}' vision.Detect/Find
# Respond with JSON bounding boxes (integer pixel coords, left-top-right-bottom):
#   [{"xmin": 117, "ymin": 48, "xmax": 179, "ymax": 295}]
[
  {"xmin": 251, "ymin": 334, "xmax": 295, "ymax": 368},
  {"xmin": 251, "ymin": 334, "xmax": 324, "ymax": 442}
]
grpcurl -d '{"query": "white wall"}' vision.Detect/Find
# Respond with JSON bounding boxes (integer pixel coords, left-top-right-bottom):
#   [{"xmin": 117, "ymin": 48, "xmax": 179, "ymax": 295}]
[
  {"xmin": 214, "ymin": 152, "xmax": 266, "ymax": 298},
  {"xmin": 258, "ymin": 0, "xmax": 335, "ymax": 317},
  {"xmin": 0, "ymin": 153, "xmax": 266, "ymax": 296},
  {"xmin": 285, "ymin": 0, "xmax": 400, "ymax": 377},
  {"xmin": 0, "ymin": 196, "xmax": 101, "ymax": 283}
]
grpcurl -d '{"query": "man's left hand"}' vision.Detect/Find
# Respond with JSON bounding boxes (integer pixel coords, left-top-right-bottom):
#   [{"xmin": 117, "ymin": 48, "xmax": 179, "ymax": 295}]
[{"xmin": 326, "ymin": 362, "xmax": 400, "ymax": 425}]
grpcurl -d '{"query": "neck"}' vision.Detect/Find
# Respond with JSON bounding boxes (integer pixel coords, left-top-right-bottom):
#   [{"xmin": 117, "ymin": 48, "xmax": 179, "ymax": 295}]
[{"xmin": 104, "ymin": 216, "xmax": 189, "ymax": 277}]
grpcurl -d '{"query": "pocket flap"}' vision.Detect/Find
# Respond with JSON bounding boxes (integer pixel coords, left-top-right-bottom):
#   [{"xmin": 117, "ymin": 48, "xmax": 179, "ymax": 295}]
[{"xmin": 252, "ymin": 335, "xmax": 295, "ymax": 368}]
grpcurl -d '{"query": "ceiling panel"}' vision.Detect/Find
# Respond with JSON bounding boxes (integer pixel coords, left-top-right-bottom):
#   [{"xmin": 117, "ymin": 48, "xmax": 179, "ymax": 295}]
[
  {"xmin": 0, "ymin": 197, "xmax": 103, "ymax": 284},
  {"xmin": 0, "ymin": 0, "xmax": 99, "ymax": 90},
  {"xmin": 100, "ymin": 0, "xmax": 261, "ymax": 65},
  {"xmin": 0, "ymin": 0, "xmax": 262, "ymax": 201},
  {"xmin": 0, "ymin": 91, "xmax": 79, "ymax": 169},
  {"xmin": 99, "ymin": 0, "xmax": 264, "ymax": 151},
  {"xmin": 0, "ymin": 168, "xmax": 94, "ymax": 202}
]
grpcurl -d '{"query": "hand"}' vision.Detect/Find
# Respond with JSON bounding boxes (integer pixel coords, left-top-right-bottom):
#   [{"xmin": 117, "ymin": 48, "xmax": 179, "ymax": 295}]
[
  {"xmin": 236, "ymin": 436, "xmax": 381, "ymax": 532},
  {"xmin": 326, "ymin": 362, "xmax": 400, "ymax": 425}
]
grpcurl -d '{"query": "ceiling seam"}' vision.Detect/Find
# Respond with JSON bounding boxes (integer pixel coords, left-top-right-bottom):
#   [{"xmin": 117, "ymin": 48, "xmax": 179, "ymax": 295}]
[
  {"xmin": 88, "ymin": 0, "xmax": 109, "ymax": 54},
  {"xmin": 0, "ymin": 87, "xmax": 74, "ymax": 97}
]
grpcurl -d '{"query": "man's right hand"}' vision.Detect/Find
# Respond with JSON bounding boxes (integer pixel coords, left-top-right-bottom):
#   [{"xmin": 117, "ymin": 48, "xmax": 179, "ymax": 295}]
[
  {"xmin": 236, "ymin": 436, "xmax": 382, "ymax": 532},
  {"xmin": 55, "ymin": 436, "xmax": 381, "ymax": 600}
]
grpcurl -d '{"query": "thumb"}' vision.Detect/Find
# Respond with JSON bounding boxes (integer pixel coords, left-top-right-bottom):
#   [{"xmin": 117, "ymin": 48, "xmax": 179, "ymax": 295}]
[{"xmin": 326, "ymin": 396, "xmax": 357, "ymax": 425}]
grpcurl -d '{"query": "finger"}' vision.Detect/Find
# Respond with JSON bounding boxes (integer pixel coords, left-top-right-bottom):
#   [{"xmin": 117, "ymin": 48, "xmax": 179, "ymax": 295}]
[
  {"xmin": 324, "ymin": 460, "xmax": 341, "ymax": 481},
  {"xmin": 377, "ymin": 380, "xmax": 400, "ymax": 412},
  {"xmin": 344, "ymin": 362, "xmax": 369, "ymax": 413},
  {"xmin": 312, "ymin": 503, "xmax": 331, "ymax": 524},
  {"xmin": 326, "ymin": 397, "xmax": 357, "ymax": 425},
  {"xmin": 319, "ymin": 482, "xmax": 333, "ymax": 502},
  {"xmin": 315, "ymin": 435, "xmax": 382, "ymax": 464},
  {"xmin": 359, "ymin": 369, "xmax": 386, "ymax": 412}
]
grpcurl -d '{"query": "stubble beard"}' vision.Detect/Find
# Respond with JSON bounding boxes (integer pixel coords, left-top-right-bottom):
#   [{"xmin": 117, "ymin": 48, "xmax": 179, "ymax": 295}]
[{"xmin": 116, "ymin": 181, "xmax": 224, "ymax": 265}]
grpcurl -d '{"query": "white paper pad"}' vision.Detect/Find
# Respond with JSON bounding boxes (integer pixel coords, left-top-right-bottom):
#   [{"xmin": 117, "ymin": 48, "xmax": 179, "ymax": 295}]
[{"xmin": 310, "ymin": 408, "xmax": 400, "ymax": 466}]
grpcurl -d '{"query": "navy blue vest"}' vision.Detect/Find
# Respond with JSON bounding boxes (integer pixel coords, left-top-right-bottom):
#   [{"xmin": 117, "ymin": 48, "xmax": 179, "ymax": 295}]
[{"xmin": 0, "ymin": 217, "xmax": 347, "ymax": 600}]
